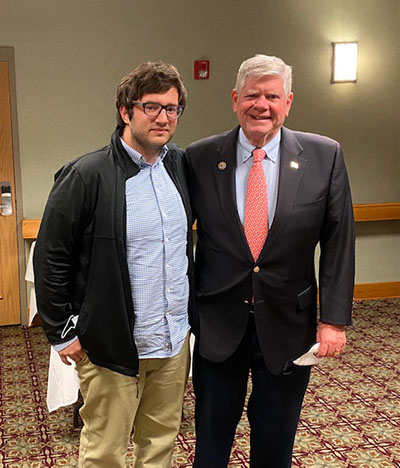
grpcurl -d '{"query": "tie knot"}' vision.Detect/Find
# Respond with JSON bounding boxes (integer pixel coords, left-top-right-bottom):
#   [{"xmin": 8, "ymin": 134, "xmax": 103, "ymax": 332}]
[{"xmin": 252, "ymin": 148, "xmax": 266, "ymax": 163}]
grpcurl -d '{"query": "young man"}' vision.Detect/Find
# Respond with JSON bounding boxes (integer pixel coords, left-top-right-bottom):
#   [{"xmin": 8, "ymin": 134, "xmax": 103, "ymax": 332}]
[
  {"xmin": 186, "ymin": 54, "xmax": 355, "ymax": 468},
  {"xmin": 34, "ymin": 61, "xmax": 194, "ymax": 468}
]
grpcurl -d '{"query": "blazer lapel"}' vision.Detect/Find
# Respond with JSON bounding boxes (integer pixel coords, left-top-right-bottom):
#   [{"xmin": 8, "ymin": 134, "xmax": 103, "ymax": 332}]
[
  {"xmin": 263, "ymin": 127, "xmax": 306, "ymax": 248},
  {"xmin": 210, "ymin": 127, "xmax": 249, "ymax": 246}
]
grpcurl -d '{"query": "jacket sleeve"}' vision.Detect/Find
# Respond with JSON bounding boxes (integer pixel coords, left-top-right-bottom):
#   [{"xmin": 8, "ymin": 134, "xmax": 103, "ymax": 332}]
[
  {"xmin": 183, "ymin": 146, "xmax": 199, "ymax": 221},
  {"xmin": 318, "ymin": 143, "xmax": 355, "ymax": 325},
  {"xmin": 33, "ymin": 163, "xmax": 89, "ymax": 345}
]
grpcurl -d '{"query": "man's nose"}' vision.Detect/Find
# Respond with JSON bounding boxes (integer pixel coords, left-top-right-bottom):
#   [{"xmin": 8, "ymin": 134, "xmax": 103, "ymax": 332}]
[
  {"xmin": 253, "ymin": 95, "xmax": 269, "ymax": 109},
  {"xmin": 155, "ymin": 108, "xmax": 169, "ymax": 123}
]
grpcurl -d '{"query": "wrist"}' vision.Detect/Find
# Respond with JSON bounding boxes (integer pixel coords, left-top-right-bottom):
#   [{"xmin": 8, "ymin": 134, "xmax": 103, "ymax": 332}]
[{"xmin": 320, "ymin": 323, "xmax": 345, "ymax": 331}]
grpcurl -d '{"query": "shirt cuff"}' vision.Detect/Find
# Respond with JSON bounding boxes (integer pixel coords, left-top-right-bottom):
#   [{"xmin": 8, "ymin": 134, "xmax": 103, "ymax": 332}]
[{"xmin": 53, "ymin": 336, "xmax": 78, "ymax": 352}]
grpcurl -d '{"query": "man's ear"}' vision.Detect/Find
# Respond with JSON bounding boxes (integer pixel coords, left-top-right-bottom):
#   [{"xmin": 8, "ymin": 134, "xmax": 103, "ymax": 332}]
[
  {"xmin": 285, "ymin": 93, "xmax": 294, "ymax": 117},
  {"xmin": 119, "ymin": 106, "xmax": 131, "ymax": 124},
  {"xmin": 231, "ymin": 89, "xmax": 238, "ymax": 113}
]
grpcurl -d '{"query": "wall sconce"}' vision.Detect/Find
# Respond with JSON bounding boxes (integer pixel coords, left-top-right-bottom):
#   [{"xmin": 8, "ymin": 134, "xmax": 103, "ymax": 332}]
[{"xmin": 331, "ymin": 42, "xmax": 358, "ymax": 83}]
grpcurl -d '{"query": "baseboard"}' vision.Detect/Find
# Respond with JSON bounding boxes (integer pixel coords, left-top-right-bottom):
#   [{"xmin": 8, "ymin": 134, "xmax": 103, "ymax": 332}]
[{"xmin": 353, "ymin": 282, "xmax": 400, "ymax": 300}]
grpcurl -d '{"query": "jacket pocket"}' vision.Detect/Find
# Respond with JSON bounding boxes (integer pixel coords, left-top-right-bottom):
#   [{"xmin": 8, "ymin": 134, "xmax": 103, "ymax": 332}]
[
  {"xmin": 294, "ymin": 196, "xmax": 326, "ymax": 213},
  {"xmin": 297, "ymin": 285, "xmax": 313, "ymax": 310}
]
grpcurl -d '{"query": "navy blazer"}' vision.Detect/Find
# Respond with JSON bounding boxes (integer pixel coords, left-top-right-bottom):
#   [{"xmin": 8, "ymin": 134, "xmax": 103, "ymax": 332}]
[{"xmin": 185, "ymin": 126, "xmax": 355, "ymax": 375}]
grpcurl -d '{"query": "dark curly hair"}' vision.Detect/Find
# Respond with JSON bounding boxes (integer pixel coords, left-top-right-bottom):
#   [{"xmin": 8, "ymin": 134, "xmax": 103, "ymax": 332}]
[{"xmin": 116, "ymin": 61, "xmax": 187, "ymax": 134}]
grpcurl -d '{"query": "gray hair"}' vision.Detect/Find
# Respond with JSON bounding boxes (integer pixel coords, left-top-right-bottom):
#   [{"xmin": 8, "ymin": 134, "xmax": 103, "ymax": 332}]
[{"xmin": 234, "ymin": 54, "xmax": 292, "ymax": 96}]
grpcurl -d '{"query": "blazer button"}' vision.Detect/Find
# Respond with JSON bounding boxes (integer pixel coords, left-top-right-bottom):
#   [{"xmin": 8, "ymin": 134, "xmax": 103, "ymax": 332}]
[{"xmin": 253, "ymin": 266, "xmax": 260, "ymax": 273}]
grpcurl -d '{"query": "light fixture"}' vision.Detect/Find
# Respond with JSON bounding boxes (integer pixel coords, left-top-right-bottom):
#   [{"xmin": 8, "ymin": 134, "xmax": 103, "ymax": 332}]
[{"xmin": 331, "ymin": 42, "xmax": 358, "ymax": 83}]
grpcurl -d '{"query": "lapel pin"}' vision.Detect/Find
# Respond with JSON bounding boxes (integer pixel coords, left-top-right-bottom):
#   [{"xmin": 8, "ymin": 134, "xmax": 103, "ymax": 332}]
[
  {"xmin": 290, "ymin": 161, "xmax": 299, "ymax": 170},
  {"xmin": 218, "ymin": 161, "xmax": 227, "ymax": 170}
]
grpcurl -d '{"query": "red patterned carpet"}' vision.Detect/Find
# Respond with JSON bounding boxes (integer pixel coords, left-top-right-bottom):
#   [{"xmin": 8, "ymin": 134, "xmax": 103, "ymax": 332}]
[{"xmin": 0, "ymin": 299, "xmax": 399, "ymax": 467}]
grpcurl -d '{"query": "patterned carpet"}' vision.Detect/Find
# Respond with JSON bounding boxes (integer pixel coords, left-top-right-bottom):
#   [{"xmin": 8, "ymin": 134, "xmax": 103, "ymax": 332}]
[{"xmin": 0, "ymin": 299, "xmax": 399, "ymax": 467}]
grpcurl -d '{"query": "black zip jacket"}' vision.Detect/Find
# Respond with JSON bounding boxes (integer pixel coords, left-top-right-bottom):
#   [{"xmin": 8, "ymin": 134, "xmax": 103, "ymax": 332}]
[{"xmin": 33, "ymin": 130, "xmax": 195, "ymax": 377}]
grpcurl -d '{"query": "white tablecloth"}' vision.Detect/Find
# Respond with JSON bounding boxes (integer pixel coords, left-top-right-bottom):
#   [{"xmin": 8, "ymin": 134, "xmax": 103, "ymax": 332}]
[
  {"xmin": 25, "ymin": 241, "xmax": 38, "ymax": 326},
  {"xmin": 47, "ymin": 347, "xmax": 80, "ymax": 412}
]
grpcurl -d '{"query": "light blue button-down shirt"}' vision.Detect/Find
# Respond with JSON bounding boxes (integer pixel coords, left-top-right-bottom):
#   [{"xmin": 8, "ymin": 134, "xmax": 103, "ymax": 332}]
[
  {"xmin": 122, "ymin": 138, "xmax": 190, "ymax": 359},
  {"xmin": 235, "ymin": 128, "xmax": 281, "ymax": 227}
]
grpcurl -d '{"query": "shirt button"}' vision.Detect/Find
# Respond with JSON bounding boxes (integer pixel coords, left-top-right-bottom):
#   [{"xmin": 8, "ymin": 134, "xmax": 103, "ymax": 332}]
[
  {"xmin": 167, "ymin": 288, "xmax": 171, "ymax": 293},
  {"xmin": 166, "ymin": 263, "xmax": 170, "ymax": 268},
  {"xmin": 253, "ymin": 266, "xmax": 260, "ymax": 273},
  {"xmin": 165, "ymin": 237, "xmax": 169, "ymax": 243}
]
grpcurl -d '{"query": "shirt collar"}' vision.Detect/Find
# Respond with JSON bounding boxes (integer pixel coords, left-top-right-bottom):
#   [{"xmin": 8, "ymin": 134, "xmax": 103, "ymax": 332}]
[
  {"xmin": 120, "ymin": 137, "xmax": 168, "ymax": 168},
  {"xmin": 237, "ymin": 128, "xmax": 281, "ymax": 164}
]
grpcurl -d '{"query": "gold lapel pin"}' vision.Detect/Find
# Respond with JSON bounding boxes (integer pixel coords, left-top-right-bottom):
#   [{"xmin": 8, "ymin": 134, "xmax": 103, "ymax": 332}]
[
  {"xmin": 218, "ymin": 161, "xmax": 227, "ymax": 170},
  {"xmin": 290, "ymin": 161, "xmax": 299, "ymax": 170}
]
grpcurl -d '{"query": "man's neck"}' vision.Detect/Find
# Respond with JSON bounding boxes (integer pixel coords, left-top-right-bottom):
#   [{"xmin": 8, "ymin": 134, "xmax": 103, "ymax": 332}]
[{"xmin": 121, "ymin": 136, "xmax": 161, "ymax": 166}]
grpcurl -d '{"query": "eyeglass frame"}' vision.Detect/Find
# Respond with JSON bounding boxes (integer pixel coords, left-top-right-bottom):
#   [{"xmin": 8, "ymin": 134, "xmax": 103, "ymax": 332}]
[{"xmin": 131, "ymin": 101, "xmax": 185, "ymax": 119}]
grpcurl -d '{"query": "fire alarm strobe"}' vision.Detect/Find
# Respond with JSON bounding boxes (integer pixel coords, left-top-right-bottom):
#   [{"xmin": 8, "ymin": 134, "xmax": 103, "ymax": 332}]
[{"xmin": 194, "ymin": 60, "xmax": 210, "ymax": 80}]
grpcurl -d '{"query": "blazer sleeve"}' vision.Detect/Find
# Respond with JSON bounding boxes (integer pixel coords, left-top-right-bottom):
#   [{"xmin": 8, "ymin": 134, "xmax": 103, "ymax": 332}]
[
  {"xmin": 318, "ymin": 143, "xmax": 355, "ymax": 325},
  {"xmin": 33, "ymin": 163, "xmax": 89, "ymax": 345}
]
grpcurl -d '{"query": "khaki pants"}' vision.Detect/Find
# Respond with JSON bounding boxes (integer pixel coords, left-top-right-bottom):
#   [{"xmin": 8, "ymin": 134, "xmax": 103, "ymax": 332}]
[{"xmin": 76, "ymin": 333, "xmax": 190, "ymax": 468}]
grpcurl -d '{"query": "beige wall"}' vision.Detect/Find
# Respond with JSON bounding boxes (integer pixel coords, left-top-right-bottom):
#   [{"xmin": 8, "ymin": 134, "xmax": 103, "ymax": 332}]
[{"xmin": 1, "ymin": 0, "xmax": 399, "ymax": 284}]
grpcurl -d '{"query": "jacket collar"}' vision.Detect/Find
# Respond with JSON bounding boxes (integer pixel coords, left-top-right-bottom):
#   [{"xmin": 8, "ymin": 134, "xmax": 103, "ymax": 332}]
[
  {"xmin": 111, "ymin": 129, "xmax": 140, "ymax": 178},
  {"xmin": 111, "ymin": 129, "xmax": 179, "ymax": 179}
]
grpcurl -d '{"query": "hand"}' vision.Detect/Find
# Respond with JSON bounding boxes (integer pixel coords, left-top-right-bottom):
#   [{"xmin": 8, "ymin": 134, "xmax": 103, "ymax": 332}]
[
  {"xmin": 316, "ymin": 323, "xmax": 346, "ymax": 358},
  {"xmin": 58, "ymin": 338, "xmax": 85, "ymax": 365}
]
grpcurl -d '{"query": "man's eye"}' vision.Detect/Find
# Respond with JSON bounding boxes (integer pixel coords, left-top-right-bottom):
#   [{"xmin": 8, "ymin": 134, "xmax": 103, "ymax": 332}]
[{"xmin": 146, "ymin": 104, "xmax": 160, "ymax": 112}]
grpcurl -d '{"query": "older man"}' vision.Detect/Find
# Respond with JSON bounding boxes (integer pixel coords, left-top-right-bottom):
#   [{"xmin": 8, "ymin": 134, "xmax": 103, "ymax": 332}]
[
  {"xmin": 185, "ymin": 54, "xmax": 355, "ymax": 467},
  {"xmin": 34, "ymin": 61, "xmax": 193, "ymax": 468}
]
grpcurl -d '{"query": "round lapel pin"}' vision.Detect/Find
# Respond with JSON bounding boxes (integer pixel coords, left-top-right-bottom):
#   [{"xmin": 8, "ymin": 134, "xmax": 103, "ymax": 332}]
[{"xmin": 218, "ymin": 161, "xmax": 227, "ymax": 170}]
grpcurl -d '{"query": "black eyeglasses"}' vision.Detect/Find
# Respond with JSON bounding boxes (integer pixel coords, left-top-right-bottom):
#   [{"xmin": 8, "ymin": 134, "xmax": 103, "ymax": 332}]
[{"xmin": 132, "ymin": 101, "xmax": 184, "ymax": 119}]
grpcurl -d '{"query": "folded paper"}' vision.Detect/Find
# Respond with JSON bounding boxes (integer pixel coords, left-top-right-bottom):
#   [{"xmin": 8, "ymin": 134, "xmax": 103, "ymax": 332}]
[{"xmin": 293, "ymin": 342, "xmax": 323, "ymax": 366}]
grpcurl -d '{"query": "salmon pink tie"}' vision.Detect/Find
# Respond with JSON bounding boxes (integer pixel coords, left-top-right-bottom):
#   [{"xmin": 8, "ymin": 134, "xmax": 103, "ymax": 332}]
[{"xmin": 244, "ymin": 148, "xmax": 268, "ymax": 261}]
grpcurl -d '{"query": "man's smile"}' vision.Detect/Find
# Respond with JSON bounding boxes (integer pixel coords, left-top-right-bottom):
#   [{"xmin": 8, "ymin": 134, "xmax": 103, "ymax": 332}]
[{"xmin": 249, "ymin": 115, "xmax": 270, "ymax": 120}]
